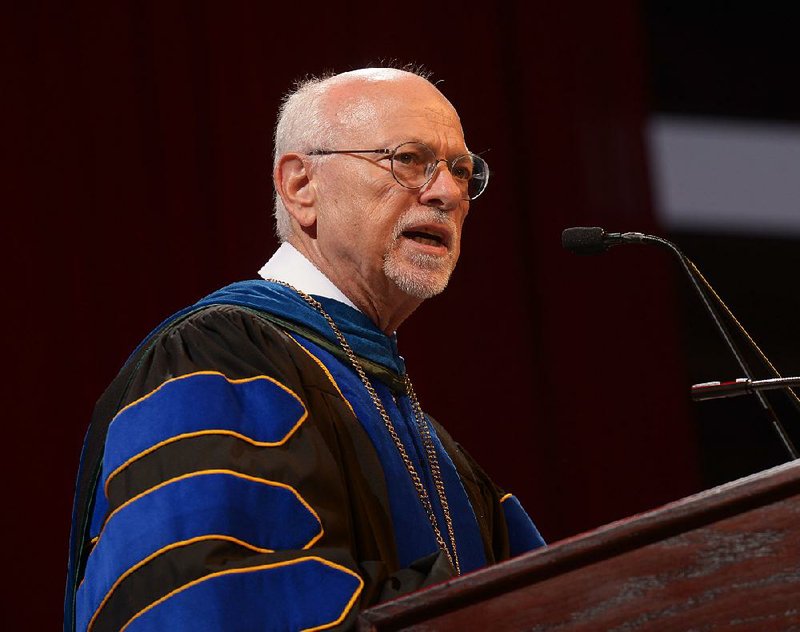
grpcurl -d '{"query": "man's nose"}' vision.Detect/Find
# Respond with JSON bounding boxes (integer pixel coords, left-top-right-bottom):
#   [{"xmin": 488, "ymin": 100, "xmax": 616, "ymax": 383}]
[{"xmin": 419, "ymin": 162, "xmax": 466, "ymax": 209}]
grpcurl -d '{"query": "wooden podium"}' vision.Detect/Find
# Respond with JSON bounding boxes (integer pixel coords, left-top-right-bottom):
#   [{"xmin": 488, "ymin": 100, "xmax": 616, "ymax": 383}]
[{"xmin": 358, "ymin": 460, "xmax": 800, "ymax": 630}]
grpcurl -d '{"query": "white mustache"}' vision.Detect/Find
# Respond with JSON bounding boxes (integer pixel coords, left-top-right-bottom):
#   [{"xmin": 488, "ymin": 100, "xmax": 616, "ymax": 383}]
[{"xmin": 392, "ymin": 210, "xmax": 457, "ymax": 239}]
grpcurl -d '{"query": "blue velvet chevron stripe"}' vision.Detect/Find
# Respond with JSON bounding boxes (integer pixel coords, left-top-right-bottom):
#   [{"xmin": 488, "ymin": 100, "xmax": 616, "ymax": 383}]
[
  {"xmin": 77, "ymin": 472, "xmax": 322, "ymax": 632},
  {"xmin": 501, "ymin": 494, "xmax": 546, "ymax": 556},
  {"xmin": 103, "ymin": 372, "xmax": 307, "ymax": 489},
  {"xmin": 123, "ymin": 557, "xmax": 363, "ymax": 632}
]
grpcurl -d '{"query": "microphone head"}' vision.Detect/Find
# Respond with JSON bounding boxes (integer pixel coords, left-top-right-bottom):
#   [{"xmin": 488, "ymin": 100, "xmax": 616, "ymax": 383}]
[{"xmin": 561, "ymin": 227, "xmax": 608, "ymax": 255}]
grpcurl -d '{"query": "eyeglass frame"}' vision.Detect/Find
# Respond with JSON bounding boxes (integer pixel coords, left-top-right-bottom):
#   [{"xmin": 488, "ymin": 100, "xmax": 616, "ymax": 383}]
[{"xmin": 306, "ymin": 141, "xmax": 489, "ymax": 200}]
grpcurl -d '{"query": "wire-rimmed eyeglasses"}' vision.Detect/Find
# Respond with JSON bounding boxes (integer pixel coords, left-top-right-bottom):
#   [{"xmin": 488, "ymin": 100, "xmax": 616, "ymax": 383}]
[{"xmin": 307, "ymin": 141, "xmax": 489, "ymax": 200}]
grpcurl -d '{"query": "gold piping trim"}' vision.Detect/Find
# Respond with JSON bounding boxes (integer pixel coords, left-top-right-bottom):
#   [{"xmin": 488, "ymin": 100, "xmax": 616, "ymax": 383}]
[
  {"xmin": 104, "ymin": 371, "xmax": 308, "ymax": 494},
  {"xmin": 301, "ymin": 557, "xmax": 364, "ymax": 632},
  {"xmin": 119, "ymin": 556, "xmax": 364, "ymax": 632},
  {"xmin": 87, "ymin": 535, "xmax": 274, "ymax": 632},
  {"xmin": 90, "ymin": 469, "xmax": 323, "ymax": 565},
  {"xmin": 286, "ymin": 333, "xmax": 356, "ymax": 417},
  {"xmin": 500, "ymin": 493, "xmax": 513, "ymax": 504}
]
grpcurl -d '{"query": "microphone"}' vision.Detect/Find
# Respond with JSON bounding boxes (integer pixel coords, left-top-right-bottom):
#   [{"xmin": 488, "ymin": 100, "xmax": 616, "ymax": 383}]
[
  {"xmin": 562, "ymin": 226, "xmax": 799, "ymax": 459},
  {"xmin": 561, "ymin": 227, "xmax": 647, "ymax": 254}
]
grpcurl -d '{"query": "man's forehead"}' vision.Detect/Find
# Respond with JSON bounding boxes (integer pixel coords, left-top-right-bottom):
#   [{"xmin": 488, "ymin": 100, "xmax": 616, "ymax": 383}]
[{"xmin": 321, "ymin": 73, "xmax": 465, "ymax": 147}]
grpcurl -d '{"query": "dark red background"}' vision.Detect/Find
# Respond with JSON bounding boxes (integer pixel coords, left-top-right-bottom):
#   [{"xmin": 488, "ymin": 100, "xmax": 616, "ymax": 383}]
[{"xmin": 4, "ymin": 2, "xmax": 702, "ymax": 627}]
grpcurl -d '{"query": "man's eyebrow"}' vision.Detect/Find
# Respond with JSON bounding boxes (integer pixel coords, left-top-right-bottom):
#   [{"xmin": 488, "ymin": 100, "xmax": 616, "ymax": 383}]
[{"xmin": 389, "ymin": 138, "xmax": 470, "ymax": 156}]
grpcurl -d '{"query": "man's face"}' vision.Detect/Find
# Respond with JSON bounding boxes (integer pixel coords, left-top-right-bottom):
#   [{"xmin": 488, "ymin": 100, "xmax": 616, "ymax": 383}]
[{"xmin": 310, "ymin": 76, "xmax": 470, "ymax": 304}]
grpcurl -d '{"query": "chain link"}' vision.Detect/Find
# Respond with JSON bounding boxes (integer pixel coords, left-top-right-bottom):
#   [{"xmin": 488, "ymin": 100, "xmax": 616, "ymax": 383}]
[
  {"xmin": 404, "ymin": 375, "xmax": 460, "ymax": 575},
  {"xmin": 270, "ymin": 280, "xmax": 461, "ymax": 575}
]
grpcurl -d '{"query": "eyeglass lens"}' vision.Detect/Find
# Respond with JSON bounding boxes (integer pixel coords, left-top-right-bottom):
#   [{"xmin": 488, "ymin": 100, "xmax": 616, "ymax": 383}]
[{"xmin": 391, "ymin": 142, "xmax": 488, "ymax": 200}]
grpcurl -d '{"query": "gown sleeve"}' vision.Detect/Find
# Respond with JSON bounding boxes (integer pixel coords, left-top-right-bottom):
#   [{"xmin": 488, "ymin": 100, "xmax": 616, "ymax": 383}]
[
  {"xmin": 430, "ymin": 421, "xmax": 547, "ymax": 563},
  {"xmin": 500, "ymin": 493, "xmax": 547, "ymax": 556},
  {"xmin": 74, "ymin": 306, "xmax": 375, "ymax": 632}
]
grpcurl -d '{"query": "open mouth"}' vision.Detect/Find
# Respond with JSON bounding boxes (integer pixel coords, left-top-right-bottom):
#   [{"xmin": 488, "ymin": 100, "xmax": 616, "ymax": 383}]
[{"xmin": 401, "ymin": 230, "xmax": 446, "ymax": 247}]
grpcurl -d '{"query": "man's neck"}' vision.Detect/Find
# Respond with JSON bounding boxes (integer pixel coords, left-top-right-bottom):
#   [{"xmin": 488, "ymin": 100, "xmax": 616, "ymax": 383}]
[{"xmin": 285, "ymin": 238, "xmax": 422, "ymax": 335}]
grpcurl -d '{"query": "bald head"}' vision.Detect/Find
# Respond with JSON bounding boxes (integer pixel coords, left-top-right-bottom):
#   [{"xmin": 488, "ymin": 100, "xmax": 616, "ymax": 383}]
[{"xmin": 272, "ymin": 68, "xmax": 461, "ymax": 240}]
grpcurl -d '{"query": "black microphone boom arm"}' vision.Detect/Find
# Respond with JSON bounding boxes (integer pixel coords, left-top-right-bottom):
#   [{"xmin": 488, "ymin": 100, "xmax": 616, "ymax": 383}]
[{"xmin": 561, "ymin": 226, "xmax": 799, "ymax": 460}]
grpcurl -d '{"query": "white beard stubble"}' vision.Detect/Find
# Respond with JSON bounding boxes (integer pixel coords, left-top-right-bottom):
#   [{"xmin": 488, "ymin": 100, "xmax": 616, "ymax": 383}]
[{"xmin": 382, "ymin": 210, "xmax": 458, "ymax": 299}]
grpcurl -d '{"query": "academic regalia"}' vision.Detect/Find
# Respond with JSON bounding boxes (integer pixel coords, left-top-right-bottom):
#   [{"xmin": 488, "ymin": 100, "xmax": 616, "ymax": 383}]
[{"xmin": 65, "ymin": 280, "xmax": 544, "ymax": 631}]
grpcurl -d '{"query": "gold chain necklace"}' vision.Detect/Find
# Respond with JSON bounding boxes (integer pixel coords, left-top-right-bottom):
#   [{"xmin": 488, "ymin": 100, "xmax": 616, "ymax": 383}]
[{"xmin": 270, "ymin": 280, "xmax": 461, "ymax": 575}]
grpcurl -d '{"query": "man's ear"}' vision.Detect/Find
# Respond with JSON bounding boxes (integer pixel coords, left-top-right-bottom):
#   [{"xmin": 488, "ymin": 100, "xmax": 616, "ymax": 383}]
[{"xmin": 274, "ymin": 154, "xmax": 317, "ymax": 228}]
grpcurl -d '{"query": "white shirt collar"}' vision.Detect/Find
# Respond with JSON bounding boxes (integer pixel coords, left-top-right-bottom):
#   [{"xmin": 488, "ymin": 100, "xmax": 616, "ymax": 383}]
[{"xmin": 258, "ymin": 242, "xmax": 359, "ymax": 311}]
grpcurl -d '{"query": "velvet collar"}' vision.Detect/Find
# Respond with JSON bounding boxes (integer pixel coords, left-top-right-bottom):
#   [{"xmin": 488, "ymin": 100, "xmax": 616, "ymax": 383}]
[{"xmin": 141, "ymin": 280, "xmax": 406, "ymax": 376}]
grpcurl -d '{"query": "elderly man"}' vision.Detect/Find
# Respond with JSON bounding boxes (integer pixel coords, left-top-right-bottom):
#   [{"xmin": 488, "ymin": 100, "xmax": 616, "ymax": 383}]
[{"xmin": 66, "ymin": 68, "xmax": 544, "ymax": 632}]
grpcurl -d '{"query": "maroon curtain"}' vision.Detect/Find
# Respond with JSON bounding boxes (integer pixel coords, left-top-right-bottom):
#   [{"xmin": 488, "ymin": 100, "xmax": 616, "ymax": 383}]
[{"xmin": 5, "ymin": 2, "xmax": 699, "ymax": 627}]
